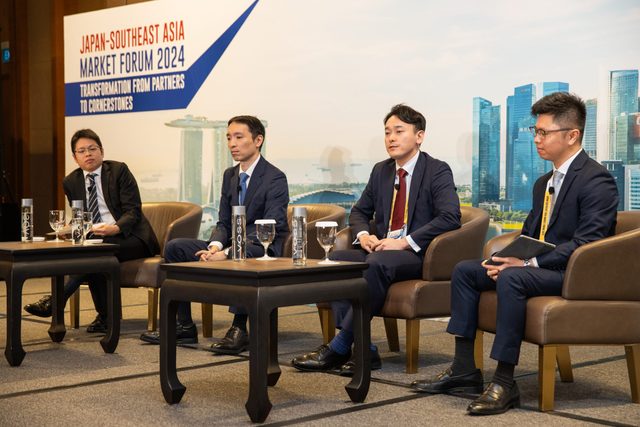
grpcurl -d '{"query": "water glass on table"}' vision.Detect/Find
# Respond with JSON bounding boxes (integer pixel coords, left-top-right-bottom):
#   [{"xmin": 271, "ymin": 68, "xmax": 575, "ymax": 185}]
[
  {"xmin": 255, "ymin": 219, "xmax": 276, "ymax": 261},
  {"xmin": 48, "ymin": 210, "xmax": 66, "ymax": 242},
  {"xmin": 315, "ymin": 221, "xmax": 338, "ymax": 264}
]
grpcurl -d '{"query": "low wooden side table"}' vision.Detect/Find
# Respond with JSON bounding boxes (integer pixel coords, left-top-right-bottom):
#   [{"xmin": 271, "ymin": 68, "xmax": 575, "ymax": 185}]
[
  {"xmin": 159, "ymin": 258, "xmax": 369, "ymax": 423},
  {"xmin": 0, "ymin": 241, "xmax": 120, "ymax": 366}
]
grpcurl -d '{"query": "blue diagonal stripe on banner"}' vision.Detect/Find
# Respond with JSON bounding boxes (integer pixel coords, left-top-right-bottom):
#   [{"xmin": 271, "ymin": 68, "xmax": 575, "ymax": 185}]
[{"xmin": 65, "ymin": 0, "xmax": 259, "ymax": 116}]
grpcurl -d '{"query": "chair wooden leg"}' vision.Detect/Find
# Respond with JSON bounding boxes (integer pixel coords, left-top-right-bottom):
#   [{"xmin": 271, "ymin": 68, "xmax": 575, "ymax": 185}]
[
  {"xmin": 539, "ymin": 345, "xmax": 557, "ymax": 411},
  {"xmin": 405, "ymin": 319, "xmax": 420, "ymax": 374},
  {"xmin": 317, "ymin": 306, "xmax": 335, "ymax": 344},
  {"xmin": 556, "ymin": 345, "xmax": 573, "ymax": 383},
  {"xmin": 625, "ymin": 344, "xmax": 640, "ymax": 403},
  {"xmin": 201, "ymin": 303, "xmax": 213, "ymax": 338},
  {"xmin": 384, "ymin": 318, "xmax": 400, "ymax": 352},
  {"xmin": 69, "ymin": 289, "xmax": 80, "ymax": 329},
  {"xmin": 474, "ymin": 330, "xmax": 484, "ymax": 371},
  {"xmin": 147, "ymin": 288, "xmax": 159, "ymax": 332}
]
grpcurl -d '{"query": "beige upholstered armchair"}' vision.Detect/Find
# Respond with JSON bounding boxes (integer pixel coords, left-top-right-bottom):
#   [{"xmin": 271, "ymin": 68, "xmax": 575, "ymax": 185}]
[{"xmin": 475, "ymin": 211, "xmax": 640, "ymax": 411}]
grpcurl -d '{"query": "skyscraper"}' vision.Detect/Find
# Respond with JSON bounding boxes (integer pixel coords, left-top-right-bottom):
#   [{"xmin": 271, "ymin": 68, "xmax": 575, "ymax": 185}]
[
  {"xmin": 624, "ymin": 164, "xmax": 640, "ymax": 210},
  {"xmin": 472, "ymin": 97, "xmax": 500, "ymax": 206},
  {"xmin": 506, "ymin": 82, "xmax": 568, "ymax": 211},
  {"xmin": 584, "ymin": 99, "xmax": 597, "ymax": 158},
  {"xmin": 614, "ymin": 112, "xmax": 640, "ymax": 165},
  {"xmin": 609, "ymin": 70, "xmax": 639, "ymax": 159},
  {"xmin": 602, "ymin": 160, "xmax": 624, "ymax": 211}
]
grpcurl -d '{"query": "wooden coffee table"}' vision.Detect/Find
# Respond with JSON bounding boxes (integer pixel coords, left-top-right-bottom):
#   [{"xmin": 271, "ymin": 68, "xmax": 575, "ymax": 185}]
[
  {"xmin": 0, "ymin": 241, "xmax": 120, "ymax": 366},
  {"xmin": 159, "ymin": 258, "xmax": 370, "ymax": 423}
]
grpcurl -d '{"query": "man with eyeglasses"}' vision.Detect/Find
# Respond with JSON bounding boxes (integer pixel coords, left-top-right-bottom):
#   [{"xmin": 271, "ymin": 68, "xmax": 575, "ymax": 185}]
[
  {"xmin": 411, "ymin": 92, "xmax": 618, "ymax": 415},
  {"xmin": 24, "ymin": 129, "xmax": 159, "ymax": 333}
]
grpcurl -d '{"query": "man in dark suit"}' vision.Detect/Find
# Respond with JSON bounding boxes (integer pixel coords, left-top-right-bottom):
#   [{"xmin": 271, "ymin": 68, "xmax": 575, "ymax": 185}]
[
  {"xmin": 24, "ymin": 129, "xmax": 160, "ymax": 333},
  {"xmin": 140, "ymin": 115, "xmax": 289, "ymax": 353},
  {"xmin": 411, "ymin": 92, "xmax": 619, "ymax": 415},
  {"xmin": 292, "ymin": 104, "xmax": 461, "ymax": 375}
]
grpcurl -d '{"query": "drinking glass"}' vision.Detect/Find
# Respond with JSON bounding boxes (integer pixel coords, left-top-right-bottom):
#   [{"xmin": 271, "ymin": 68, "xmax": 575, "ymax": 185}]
[
  {"xmin": 316, "ymin": 221, "xmax": 338, "ymax": 264},
  {"xmin": 48, "ymin": 210, "xmax": 66, "ymax": 242},
  {"xmin": 82, "ymin": 211, "xmax": 94, "ymax": 243},
  {"xmin": 255, "ymin": 219, "xmax": 276, "ymax": 261}
]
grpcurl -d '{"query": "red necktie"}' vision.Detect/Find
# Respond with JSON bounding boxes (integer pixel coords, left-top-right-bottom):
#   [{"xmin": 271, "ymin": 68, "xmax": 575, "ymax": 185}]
[{"xmin": 391, "ymin": 168, "xmax": 407, "ymax": 231}]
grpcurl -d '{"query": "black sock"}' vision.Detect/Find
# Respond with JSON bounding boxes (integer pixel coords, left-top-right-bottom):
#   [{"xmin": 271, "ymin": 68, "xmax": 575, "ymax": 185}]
[
  {"xmin": 492, "ymin": 361, "xmax": 515, "ymax": 388},
  {"xmin": 232, "ymin": 314, "xmax": 248, "ymax": 331},
  {"xmin": 450, "ymin": 336, "xmax": 476, "ymax": 375}
]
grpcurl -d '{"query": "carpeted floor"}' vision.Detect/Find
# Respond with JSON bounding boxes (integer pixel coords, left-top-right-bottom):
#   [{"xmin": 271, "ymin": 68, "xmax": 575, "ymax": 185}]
[{"xmin": 1, "ymin": 278, "xmax": 639, "ymax": 426}]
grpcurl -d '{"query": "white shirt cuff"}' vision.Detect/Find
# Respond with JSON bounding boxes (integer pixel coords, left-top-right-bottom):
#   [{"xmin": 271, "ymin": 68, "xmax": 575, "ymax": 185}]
[
  {"xmin": 208, "ymin": 241, "xmax": 223, "ymax": 251},
  {"xmin": 406, "ymin": 235, "xmax": 421, "ymax": 252}
]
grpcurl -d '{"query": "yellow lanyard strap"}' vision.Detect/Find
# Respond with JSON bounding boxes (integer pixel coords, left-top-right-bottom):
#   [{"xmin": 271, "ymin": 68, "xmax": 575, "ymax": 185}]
[{"xmin": 539, "ymin": 190, "xmax": 552, "ymax": 242}]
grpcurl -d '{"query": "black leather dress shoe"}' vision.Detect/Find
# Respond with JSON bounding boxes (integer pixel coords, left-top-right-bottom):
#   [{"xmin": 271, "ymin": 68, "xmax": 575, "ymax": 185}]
[
  {"xmin": 467, "ymin": 381, "xmax": 520, "ymax": 415},
  {"xmin": 411, "ymin": 367, "xmax": 484, "ymax": 394},
  {"xmin": 209, "ymin": 326, "xmax": 249, "ymax": 355},
  {"xmin": 338, "ymin": 347, "xmax": 382, "ymax": 376},
  {"xmin": 86, "ymin": 315, "xmax": 108, "ymax": 334},
  {"xmin": 139, "ymin": 323, "xmax": 198, "ymax": 345},
  {"xmin": 24, "ymin": 295, "xmax": 52, "ymax": 318},
  {"xmin": 291, "ymin": 345, "xmax": 351, "ymax": 372}
]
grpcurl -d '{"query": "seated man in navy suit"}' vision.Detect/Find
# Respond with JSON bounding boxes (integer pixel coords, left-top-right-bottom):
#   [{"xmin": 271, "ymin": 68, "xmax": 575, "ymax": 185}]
[
  {"xmin": 140, "ymin": 115, "xmax": 289, "ymax": 353},
  {"xmin": 292, "ymin": 104, "xmax": 461, "ymax": 375},
  {"xmin": 411, "ymin": 92, "xmax": 619, "ymax": 415}
]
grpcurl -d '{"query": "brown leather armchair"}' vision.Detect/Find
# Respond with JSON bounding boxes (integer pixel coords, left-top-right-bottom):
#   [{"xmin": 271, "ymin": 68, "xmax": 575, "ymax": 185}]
[
  {"xmin": 69, "ymin": 202, "xmax": 203, "ymax": 332},
  {"xmin": 474, "ymin": 211, "xmax": 640, "ymax": 411},
  {"xmin": 199, "ymin": 203, "xmax": 346, "ymax": 337},
  {"xmin": 319, "ymin": 206, "xmax": 489, "ymax": 373}
]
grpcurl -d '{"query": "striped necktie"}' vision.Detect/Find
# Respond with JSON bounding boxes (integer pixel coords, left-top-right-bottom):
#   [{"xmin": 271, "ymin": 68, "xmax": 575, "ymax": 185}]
[{"xmin": 87, "ymin": 173, "xmax": 103, "ymax": 223}]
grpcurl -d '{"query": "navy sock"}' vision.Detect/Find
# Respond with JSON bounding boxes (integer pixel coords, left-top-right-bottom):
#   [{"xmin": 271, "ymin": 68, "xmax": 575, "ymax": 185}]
[
  {"xmin": 328, "ymin": 329, "xmax": 353, "ymax": 355},
  {"xmin": 451, "ymin": 336, "xmax": 476, "ymax": 375},
  {"xmin": 492, "ymin": 361, "xmax": 515, "ymax": 388}
]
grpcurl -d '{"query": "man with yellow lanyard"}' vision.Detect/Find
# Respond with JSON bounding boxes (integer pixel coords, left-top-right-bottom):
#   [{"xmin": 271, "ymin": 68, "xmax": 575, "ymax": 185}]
[
  {"xmin": 411, "ymin": 92, "xmax": 618, "ymax": 416},
  {"xmin": 292, "ymin": 104, "xmax": 462, "ymax": 375}
]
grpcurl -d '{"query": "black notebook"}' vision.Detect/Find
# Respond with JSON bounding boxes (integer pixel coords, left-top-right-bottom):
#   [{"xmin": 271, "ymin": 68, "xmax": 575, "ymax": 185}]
[{"xmin": 485, "ymin": 235, "xmax": 555, "ymax": 265}]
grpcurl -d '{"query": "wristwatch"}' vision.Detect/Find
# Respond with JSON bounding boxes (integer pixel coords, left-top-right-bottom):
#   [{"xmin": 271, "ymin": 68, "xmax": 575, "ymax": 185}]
[{"xmin": 523, "ymin": 259, "xmax": 531, "ymax": 267}]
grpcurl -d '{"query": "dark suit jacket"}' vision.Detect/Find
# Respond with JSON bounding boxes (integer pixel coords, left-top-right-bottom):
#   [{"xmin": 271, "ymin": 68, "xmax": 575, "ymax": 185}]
[
  {"xmin": 521, "ymin": 150, "xmax": 618, "ymax": 270},
  {"xmin": 62, "ymin": 160, "xmax": 160, "ymax": 257},
  {"xmin": 211, "ymin": 156, "xmax": 290, "ymax": 256},
  {"xmin": 350, "ymin": 151, "xmax": 461, "ymax": 251}
]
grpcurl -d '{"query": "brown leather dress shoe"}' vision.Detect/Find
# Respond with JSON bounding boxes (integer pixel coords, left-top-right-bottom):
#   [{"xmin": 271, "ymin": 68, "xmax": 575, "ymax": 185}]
[
  {"xmin": 411, "ymin": 367, "xmax": 484, "ymax": 394},
  {"xmin": 291, "ymin": 344, "xmax": 351, "ymax": 372},
  {"xmin": 209, "ymin": 326, "xmax": 249, "ymax": 355},
  {"xmin": 467, "ymin": 381, "xmax": 520, "ymax": 415},
  {"xmin": 24, "ymin": 295, "xmax": 52, "ymax": 317}
]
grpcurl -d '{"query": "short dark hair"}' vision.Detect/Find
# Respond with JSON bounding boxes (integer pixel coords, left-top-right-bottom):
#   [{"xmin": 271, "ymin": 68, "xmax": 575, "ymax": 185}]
[
  {"xmin": 70, "ymin": 129, "xmax": 103, "ymax": 153},
  {"xmin": 228, "ymin": 115, "xmax": 265, "ymax": 140},
  {"xmin": 531, "ymin": 92, "xmax": 586, "ymax": 141},
  {"xmin": 384, "ymin": 104, "xmax": 426, "ymax": 132}
]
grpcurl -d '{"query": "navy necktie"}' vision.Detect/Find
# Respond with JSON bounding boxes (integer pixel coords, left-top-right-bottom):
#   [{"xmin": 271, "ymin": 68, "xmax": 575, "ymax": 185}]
[
  {"xmin": 87, "ymin": 173, "xmax": 103, "ymax": 223},
  {"xmin": 239, "ymin": 172, "xmax": 249, "ymax": 205}
]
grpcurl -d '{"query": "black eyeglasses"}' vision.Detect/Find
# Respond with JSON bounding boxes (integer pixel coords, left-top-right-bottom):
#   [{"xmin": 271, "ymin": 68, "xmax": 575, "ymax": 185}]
[
  {"xmin": 74, "ymin": 146, "xmax": 100, "ymax": 155},
  {"xmin": 528, "ymin": 126, "xmax": 575, "ymax": 138}
]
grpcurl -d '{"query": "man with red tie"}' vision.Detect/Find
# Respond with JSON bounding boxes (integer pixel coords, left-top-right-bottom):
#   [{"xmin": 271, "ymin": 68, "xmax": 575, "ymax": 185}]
[{"xmin": 292, "ymin": 104, "xmax": 461, "ymax": 375}]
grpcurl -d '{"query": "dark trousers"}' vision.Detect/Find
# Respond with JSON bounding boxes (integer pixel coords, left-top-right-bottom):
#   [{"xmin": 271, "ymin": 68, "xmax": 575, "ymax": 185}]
[
  {"xmin": 165, "ymin": 238, "xmax": 265, "ymax": 325},
  {"xmin": 446, "ymin": 259, "xmax": 564, "ymax": 365},
  {"xmin": 329, "ymin": 248, "xmax": 423, "ymax": 333},
  {"xmin": 63, "ymin": 234, "xmax": 151, "ymax": 317}
]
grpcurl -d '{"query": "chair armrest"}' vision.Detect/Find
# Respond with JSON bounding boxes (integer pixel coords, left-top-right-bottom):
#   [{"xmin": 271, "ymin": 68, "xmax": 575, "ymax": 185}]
[
  {"xmin": 482, "ymin": 231, "xmax": 520, "ymax": 259},
  {"xmin": 563, "ymin": 228, "xmax": 640, "ymax": 301},
  {"xmin": 422, "ymin": 211, "xmax": 489, "ymax": 281},
  {"xmin": 163, "ymin": 207, "xmax": 203, "ymax": 253},
  {"xmin": 334, "ymin": 227, "xmax": 353, "ymax": 252}
]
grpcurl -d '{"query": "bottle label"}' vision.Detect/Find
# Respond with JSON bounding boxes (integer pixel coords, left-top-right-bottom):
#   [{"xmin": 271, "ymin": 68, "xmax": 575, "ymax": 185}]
[
  {"xmin": 292, "ymin": 216, "xmax": 307, "ymax": 265},
  {"xmin": 21, "ymin": 207, "xmax": 33, "ymax": 242},
  {"xmin": 232, "ymin": 214, "xmax": 246, "ymax": 261}
]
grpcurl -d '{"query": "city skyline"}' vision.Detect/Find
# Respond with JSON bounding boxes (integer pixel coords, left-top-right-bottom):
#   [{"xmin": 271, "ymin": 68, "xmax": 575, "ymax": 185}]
[{"xmin": 473, "ymin": 69, "xmax": 639, "ymax": 212}]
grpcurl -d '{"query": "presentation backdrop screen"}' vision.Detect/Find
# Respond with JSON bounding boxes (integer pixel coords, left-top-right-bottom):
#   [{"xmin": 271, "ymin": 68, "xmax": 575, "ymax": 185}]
[{"xmin": 64, "ymin": 0, "xmax": 640, "ymax": 239}]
